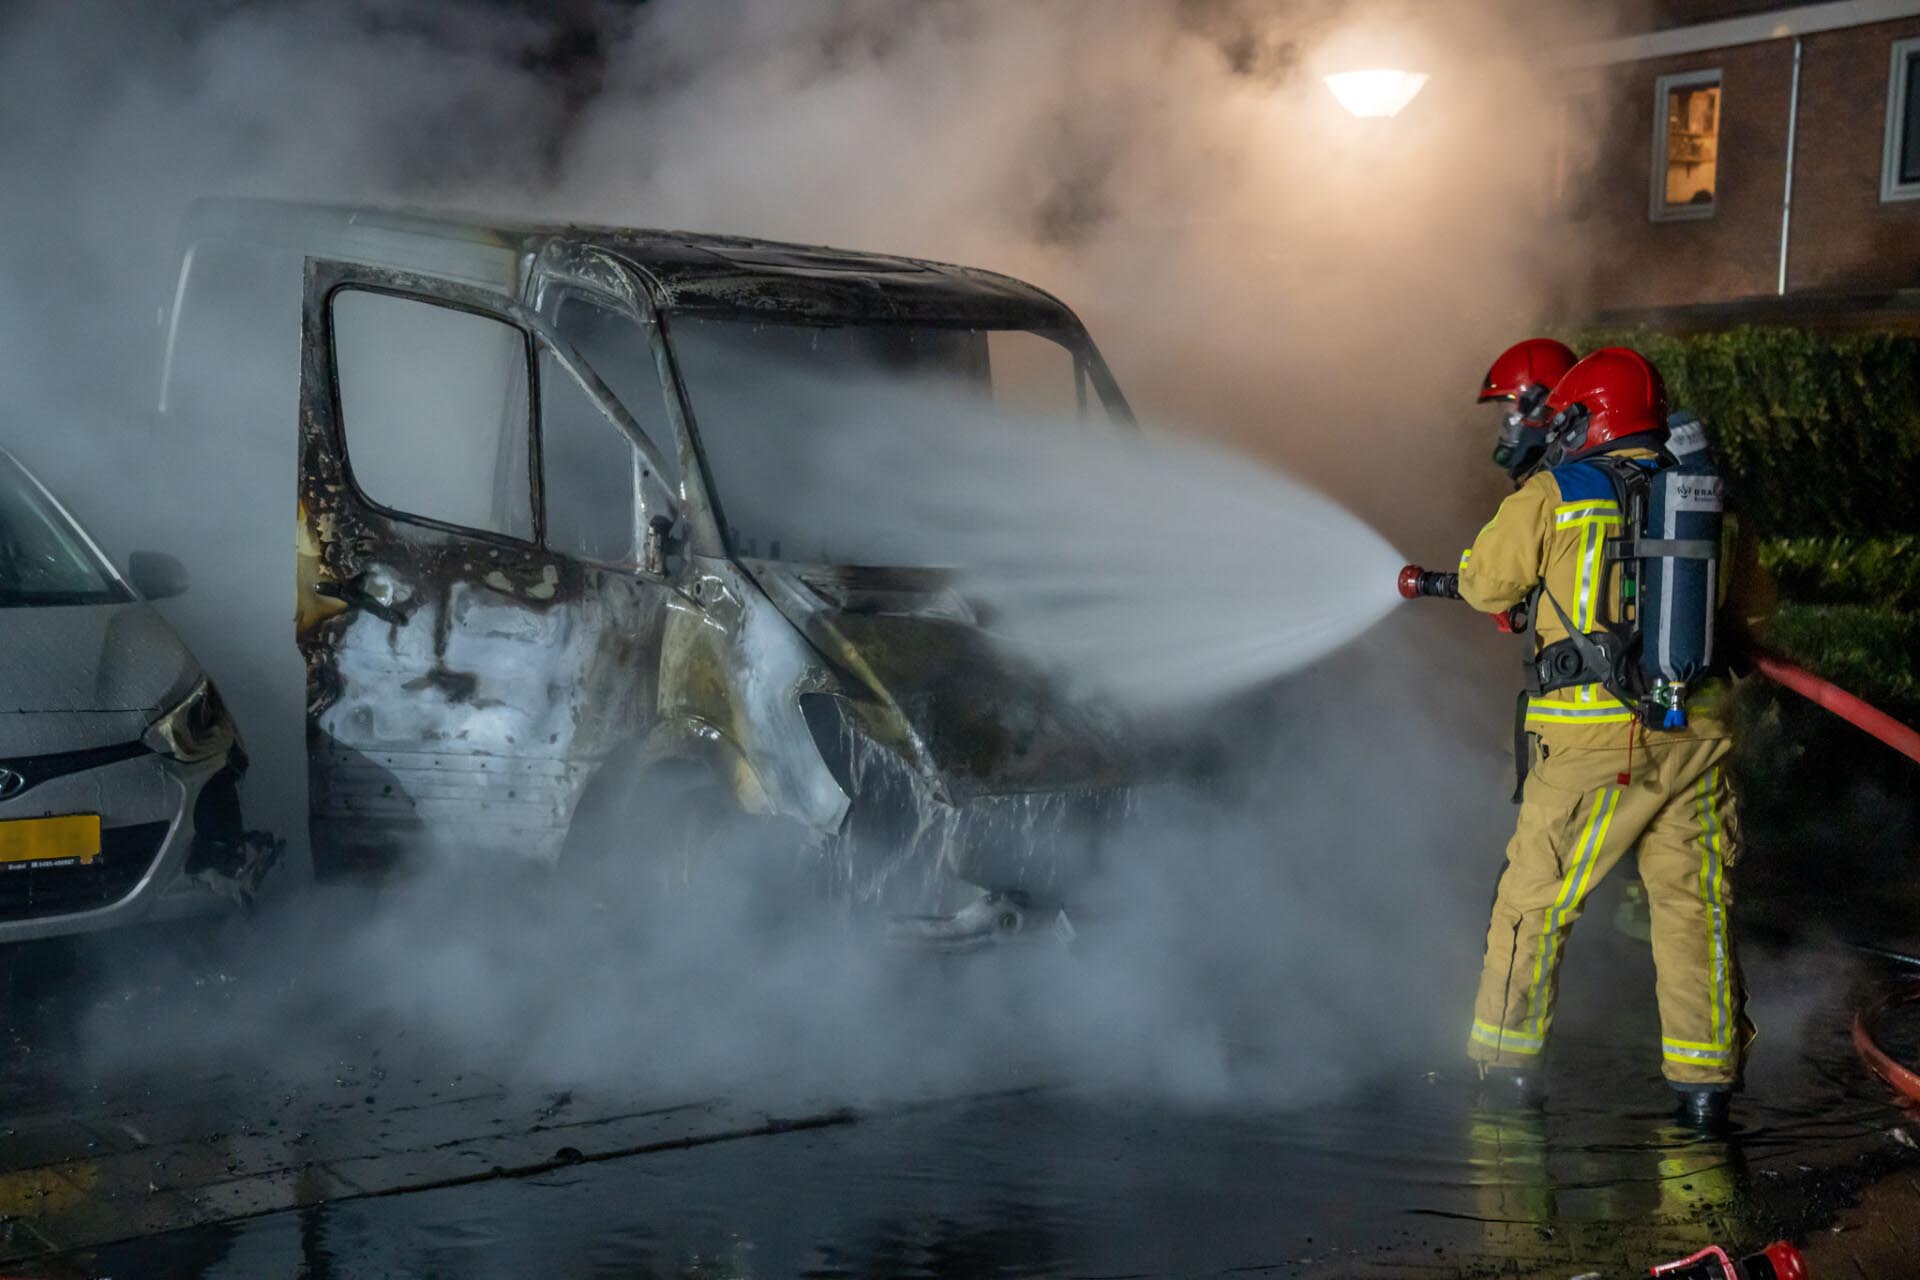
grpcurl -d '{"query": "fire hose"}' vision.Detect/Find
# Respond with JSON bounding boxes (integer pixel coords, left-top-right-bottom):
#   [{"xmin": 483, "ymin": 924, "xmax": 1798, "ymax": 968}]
[
  {"xmin": 1748, "ymin": 651, "xmax": 1920, "ymax": 767},
  {"xmin": 1742, "ymin": 657, "xmax": 1920, "ymax": 1108},
  {"xmin": 1852, "ymin": 981, "xmax": 1920, "ymax": 1104}
]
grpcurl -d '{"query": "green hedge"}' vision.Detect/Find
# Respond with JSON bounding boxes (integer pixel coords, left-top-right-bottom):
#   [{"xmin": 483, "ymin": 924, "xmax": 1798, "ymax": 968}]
[
  {"xmin": 1758, "ymin": 535, "xmax": 1920, "ymax": 611},
  {"xmin": 1563, "ymin": 326, "xmax": 1920, "ymax": 538}
]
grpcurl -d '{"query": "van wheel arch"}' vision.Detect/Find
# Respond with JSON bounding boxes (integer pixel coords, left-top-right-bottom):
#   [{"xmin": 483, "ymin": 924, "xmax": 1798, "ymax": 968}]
[{"xmin": 556, "ymin": 721, "xmax": 766, "ymax": 878}]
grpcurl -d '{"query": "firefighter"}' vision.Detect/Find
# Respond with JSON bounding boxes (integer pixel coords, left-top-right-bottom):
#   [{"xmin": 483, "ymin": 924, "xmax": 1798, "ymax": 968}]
[
  {"xmin": 1477, "ymin": 338, "xmax": 1579, "ymax": 485},
  {"xmin": 1481, "ymin": 339, "xmax": 1675, "ymax": 947},
  {"xmin": 1452, "ymin": 347, "xmax": 1753, "ymax": 1131}
]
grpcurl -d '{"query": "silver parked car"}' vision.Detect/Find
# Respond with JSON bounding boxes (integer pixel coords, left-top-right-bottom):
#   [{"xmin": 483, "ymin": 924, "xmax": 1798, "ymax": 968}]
[{"xmin": 0, "ymin": 447, "xmax": 268, "ymax": 942}]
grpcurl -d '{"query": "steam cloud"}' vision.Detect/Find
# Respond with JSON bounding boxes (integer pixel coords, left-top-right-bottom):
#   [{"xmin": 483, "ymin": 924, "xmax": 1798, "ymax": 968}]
[{"xmin": 1, "ymin": 0, "xmax": 1635, "ymax": 1109}]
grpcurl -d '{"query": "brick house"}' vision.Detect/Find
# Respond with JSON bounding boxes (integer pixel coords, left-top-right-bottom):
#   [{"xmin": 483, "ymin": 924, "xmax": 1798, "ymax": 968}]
[{"xmin": 1561, "ymin": 0, "xmax": 1920, "ymax": 325}]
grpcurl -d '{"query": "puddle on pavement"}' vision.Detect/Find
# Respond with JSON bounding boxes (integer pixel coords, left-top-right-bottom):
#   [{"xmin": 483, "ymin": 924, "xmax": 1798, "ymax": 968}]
[
  {"xmin": 3, "ymin": 900, "xmax": 1918, "ymax": 1279},
  {"xmin": 13, "ymin": 957, "xmax": 1917, "ymax": 1280}
]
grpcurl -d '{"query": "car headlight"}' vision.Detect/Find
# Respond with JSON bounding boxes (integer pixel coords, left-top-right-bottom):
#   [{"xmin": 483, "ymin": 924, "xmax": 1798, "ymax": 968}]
[{"xmin": 144, "ymin": 678, "xmax": 235, "ymax": 763}]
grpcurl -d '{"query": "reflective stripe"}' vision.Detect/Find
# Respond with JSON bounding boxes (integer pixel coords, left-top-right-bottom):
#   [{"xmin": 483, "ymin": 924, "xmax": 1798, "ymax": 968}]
[
  {"xmin": 1553, "ymin": 498, "xmax": 1622, "ymax": 631},
  {"xmin": 1526, "ymin": 704, "xmax": 1635, "ymax": 724},
  {"xmin": 1578, "ymin": 518, "xmax": 1616, "ymax": 629},
  {"xmin": 1580, "ymin": 521, "xmax": 1598, "ymax": 628},
  {"xmin": 1554, "ymin": 500, "xmax": 1621, "ymax": 523},
  {"xmin": 1697, "ymin": 766, "xmax": 1734, "ymax": 1051},
  {"xmin": 1527, "ymin": 684, "xmax": 1633, "ymax": 724},
  {"xmin": 1524, "ymin": 789, "xmax": 1619, "ymax": 1039},
  {"xmin": 1458, "ymin": 548, "xmax": 1472, "ymax": 573},
  {"xmin": 1663, "ymin": 1040, "xmax": 1734, "ymax": 1065},
  {"xmin": 1529, "ymin": 682, "xmax": 1606, "ymax": 705},
  {"xmin": 1472, "ymin": 1019, "xmax": 1544, "ymax": 1054}
]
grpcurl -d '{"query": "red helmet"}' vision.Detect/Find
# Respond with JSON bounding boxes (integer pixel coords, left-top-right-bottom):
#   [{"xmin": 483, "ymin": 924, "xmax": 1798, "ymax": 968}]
[
  {"xmin": 1478, "ymin": 338, "xmax": 1578, "ymax": 412},
  {"xmin": 1543, "ymin": 347, "xmax": 1669, "ymax": 458}
]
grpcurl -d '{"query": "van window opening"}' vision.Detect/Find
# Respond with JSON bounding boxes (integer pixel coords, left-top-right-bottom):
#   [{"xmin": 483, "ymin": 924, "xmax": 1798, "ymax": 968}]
[
  {"xmin": 538, "ymin": 345, "xmax": 641, "ymax": 564},
  {"xmin": 551, "ymin": 296, "xmax": 683, "ymax": 495},
  {"xmin": 330, "ymin": 289, "xmax": 535, "ymax": 540}
]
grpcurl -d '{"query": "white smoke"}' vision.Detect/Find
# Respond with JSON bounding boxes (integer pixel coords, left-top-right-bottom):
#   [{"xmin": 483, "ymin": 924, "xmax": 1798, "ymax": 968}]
[{"xmin": 0, "ymin": 0, "xmax": 1634, "ymax": 1108}]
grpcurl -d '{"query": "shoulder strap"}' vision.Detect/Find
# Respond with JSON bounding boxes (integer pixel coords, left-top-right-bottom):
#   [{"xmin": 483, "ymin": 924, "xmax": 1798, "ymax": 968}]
[
  {"xmin": 1537, "ymin": 586, "xmax": 1636, "ymax": 710},
  {"xmin": 1586, "ymin": 453, "xmax": 1650, "ymax": 506}
]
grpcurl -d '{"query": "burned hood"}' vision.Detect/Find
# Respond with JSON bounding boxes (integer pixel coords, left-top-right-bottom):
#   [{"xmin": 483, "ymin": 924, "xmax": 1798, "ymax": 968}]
[
  {"xmin": 0, "ymin": 602, "xmax": 199, "ymax": 716},
  {"xmin": 743, "ymin": 560, "xmax": 1139, "ymax": 793}
]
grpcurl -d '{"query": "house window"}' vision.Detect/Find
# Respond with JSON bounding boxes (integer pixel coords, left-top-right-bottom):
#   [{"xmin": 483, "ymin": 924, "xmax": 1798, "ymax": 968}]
[
  {"xmin": 1882, "ymin": 38, "xmax": 1920, "ymax": 202},
  {"xmin": 1651, "ymin": 70, "xmax": 1721, "ymax": 222}
]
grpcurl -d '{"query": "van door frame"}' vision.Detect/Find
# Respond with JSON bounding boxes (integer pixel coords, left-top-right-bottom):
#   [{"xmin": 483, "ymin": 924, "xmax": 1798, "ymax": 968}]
[
  {"xmin": 297, "ymin": 256, "xmax": 681, "ymax": 876},
  {"xmin": 524, "ymin": 240, "xmax": 727, "ymax": 561}
]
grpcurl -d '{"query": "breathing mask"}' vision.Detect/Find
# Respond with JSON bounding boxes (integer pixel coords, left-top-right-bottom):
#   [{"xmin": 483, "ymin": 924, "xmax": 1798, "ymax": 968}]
[{"xmin": 1491, "ymin": 384, "xmax": 1553, "ymax": 483}]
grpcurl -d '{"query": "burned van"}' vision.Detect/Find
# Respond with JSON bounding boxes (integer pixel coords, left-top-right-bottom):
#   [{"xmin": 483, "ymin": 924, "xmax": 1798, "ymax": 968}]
[{"xmin": 154, "ymin": 200, "xmax": 1141, "ymax": 934}]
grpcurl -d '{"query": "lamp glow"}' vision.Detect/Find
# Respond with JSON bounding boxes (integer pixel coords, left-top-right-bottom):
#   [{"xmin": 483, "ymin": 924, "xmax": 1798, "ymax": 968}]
[{"xmin": 1322, "ymin": 69, "xmax": 1429, "ymax": 118}]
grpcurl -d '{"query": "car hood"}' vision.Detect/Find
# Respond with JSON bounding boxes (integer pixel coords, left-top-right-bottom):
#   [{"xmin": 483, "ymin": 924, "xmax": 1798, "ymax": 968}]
[
  {"xmin": 0, "ymin": 602, "xmax": 199, "ymax": 717},
  {"xmin": 743, "ymin": 560, "xmax": 1140, "ymax": 794}
]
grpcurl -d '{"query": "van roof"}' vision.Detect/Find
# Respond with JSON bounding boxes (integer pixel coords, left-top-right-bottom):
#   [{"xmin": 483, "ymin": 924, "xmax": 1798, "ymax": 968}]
[{"xmin": 183, "ymin": 198, "xmax": 1080, "ymax": 330}]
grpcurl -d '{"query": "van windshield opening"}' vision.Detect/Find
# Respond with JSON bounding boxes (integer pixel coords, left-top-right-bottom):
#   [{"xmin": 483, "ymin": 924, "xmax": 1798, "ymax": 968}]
[
  {"xmin": 0, "ymin": 455, "xmax": 130, "ymax": 608},
  {"xmin": 670, "ymin": 317, "xmax": 1108, "ymax": 566}
]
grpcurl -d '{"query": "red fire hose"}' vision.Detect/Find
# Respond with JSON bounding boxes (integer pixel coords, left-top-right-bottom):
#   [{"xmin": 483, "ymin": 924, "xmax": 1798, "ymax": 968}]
[
  {"xmin": 1852, "ymin": 983, "xmax": 1920, "ymax": 1105},
  {"xmin": 1766, "ymin": 655, "xmax": 1920, "ymax": 1106},
  {"xmin": 1751, "ymin": 650, "xmax": 1920, "ymax": 766}
]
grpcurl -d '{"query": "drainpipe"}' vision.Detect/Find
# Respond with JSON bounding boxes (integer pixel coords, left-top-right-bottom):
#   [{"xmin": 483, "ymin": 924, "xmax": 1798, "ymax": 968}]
[{"xmin": 1778, "ymin": 37, "xmax": 1804, "ymax": 296}]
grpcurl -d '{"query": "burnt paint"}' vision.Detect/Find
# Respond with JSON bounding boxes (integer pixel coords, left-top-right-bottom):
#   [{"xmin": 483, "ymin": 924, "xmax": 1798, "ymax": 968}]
[
  {"xmin": 285, "ymin": 221, "xmax": 1144, "ymax": 905},
  {"xmin": 296, "ymin": 261, "xmax": 667, "ymax": 877}
]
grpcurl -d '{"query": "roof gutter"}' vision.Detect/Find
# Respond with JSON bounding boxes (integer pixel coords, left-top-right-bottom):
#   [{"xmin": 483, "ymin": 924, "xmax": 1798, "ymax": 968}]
[{"xmin": 1563, "ymin": 0, "xmax": 1920, "ymax": 67}]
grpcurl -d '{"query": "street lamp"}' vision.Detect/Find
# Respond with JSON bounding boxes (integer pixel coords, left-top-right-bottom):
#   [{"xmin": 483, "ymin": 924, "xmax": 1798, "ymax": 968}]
[{"xmin": 1322, "ymin": 68, "xmax": 1429, "ymax": 118}]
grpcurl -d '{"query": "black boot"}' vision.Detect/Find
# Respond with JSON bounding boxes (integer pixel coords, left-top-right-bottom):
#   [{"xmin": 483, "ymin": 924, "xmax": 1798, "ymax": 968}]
[
  {"xmin": 1478, "ymin": 1065, "xmax": 1546, "ymax": 1111},
  {"xmin": 1672, "ymin": 1084, "xmax": 1732, "ymax": 1132}
]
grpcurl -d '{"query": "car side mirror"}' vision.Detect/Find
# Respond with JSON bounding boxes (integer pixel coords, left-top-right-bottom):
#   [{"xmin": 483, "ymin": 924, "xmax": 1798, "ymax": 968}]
[{"xmin": 128, "ymin": 550, "xmax": 190, "ymax": 600}]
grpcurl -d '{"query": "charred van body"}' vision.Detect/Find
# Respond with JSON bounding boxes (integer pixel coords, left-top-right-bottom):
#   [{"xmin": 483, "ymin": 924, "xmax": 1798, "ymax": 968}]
[{"xmin": 156, "ymin": 200, "xmax": 1157, "ymax": 932}]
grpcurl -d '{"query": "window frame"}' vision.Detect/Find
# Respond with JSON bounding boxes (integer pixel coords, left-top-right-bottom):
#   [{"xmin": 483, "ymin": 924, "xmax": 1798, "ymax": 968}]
[
  {"xmin": 324, "ymin": 282, "xmax": 542, "ymax": 549},
  {"xmin": 1882, "ymin": 37, "xmax": 1920, "ymax": 203},
  {"xmin": 541, "ymin": 288, "xmax": 696, "ymax": 571},
  {"xmin": 1649, "ymin": 68, "xmax": 1723, "ymax": 224},
  {"xmin": 534, "ymin": 342, "xmax": 646, "ymax": 569}
]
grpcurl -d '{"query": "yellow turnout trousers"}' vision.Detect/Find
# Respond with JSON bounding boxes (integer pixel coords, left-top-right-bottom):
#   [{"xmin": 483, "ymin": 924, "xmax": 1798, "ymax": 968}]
[{"xmin": 1467, "ymin": 729, "xmax": 1752, "ymax": 1085}]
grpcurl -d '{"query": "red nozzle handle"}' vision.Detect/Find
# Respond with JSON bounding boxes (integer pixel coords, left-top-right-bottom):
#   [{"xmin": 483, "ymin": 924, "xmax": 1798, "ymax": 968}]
[
  {"xmin": 1493, "ymin": 602, "xmax": 1530, "ymax": 633},
  {"xmin": 1397, "ymin": 565, "xmax": 1423, "ymax": 599}
]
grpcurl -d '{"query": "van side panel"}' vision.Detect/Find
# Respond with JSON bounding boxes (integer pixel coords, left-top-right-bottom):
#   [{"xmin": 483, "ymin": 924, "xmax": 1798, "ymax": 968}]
[{"xmin": 146, "ymin": 235, "xmax": 314, "ymax": 875}]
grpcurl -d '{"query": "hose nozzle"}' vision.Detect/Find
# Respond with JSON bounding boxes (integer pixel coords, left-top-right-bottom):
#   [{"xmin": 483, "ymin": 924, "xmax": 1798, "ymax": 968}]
[{"xmin": 1398, "ymin": 565, "xmax": 1461, "ymax": 600}]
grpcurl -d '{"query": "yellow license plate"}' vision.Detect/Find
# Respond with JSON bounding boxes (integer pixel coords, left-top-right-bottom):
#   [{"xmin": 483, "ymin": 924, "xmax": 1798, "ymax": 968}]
[{"xmin": 0, "ymin": 815, "xmax": 102, "ymax": 865}]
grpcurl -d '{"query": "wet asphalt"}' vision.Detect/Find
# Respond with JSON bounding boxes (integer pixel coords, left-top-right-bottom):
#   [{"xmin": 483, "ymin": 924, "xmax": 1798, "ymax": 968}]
[{"xmin": 0, "ymin": 904, "xmax": 1914, "ymax": 1280}]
